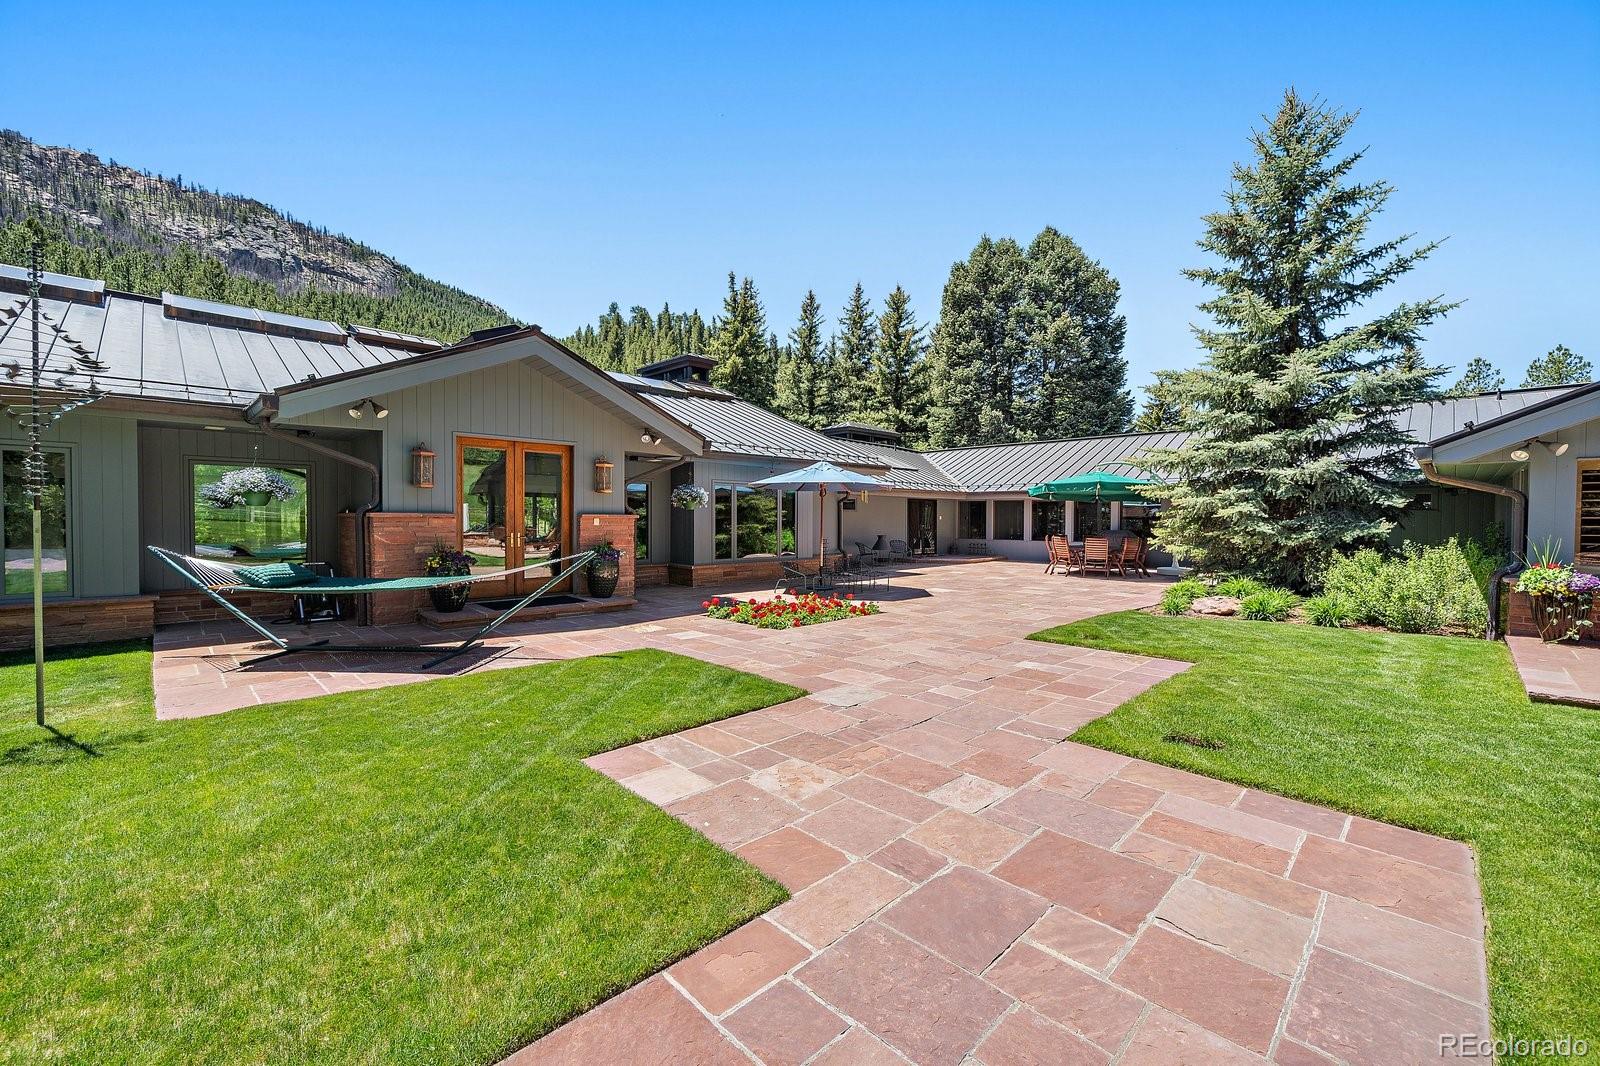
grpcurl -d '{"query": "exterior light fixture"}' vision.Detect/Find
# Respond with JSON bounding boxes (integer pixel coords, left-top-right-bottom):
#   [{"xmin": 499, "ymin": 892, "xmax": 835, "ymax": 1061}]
[
  {"xmin": 1513, "ymin": 439, "xmax": 1571, "ymax": 462},
  {"xmin": 593, "ymin": 455, "xmax": 614, "ymax": 494},
  {"xmin": 411, "ymin": 443, "xmax": 436, "ymax": 489},
  {"xmin": 348, "ymin": 398, "xmax": 388, "ymax": 419},
  {"xmin": 639, "ymin": 431, "xmax": 661, "ymax": 445},
  {"xmin": 348, "ymin": 402, "xmax": 364, "ymax": 419},
  {"xmin": 371, "ymin": 401, "xmax": 388, "ymax": 419}
]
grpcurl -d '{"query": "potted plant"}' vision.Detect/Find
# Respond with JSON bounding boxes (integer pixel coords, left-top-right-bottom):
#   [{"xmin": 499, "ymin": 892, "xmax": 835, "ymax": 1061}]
[
  {"xmin": 205, "ymin": 467, "xmax": 297, "ymax": 508},
  {"xmin": 199, "ymin": 481, "xmax": 237, "ymax": 510},
  {"xmin": 671, "ymin": 484, "xmax": 710, "ymax": 511},
  {"xmin": 424, "ymin": 539, "xmax": 477, "ymax": 612},
  {"xmin": 1515, "ymin": 539, "xmax": 1599, "ymax": 642},
  {"xmin": 587, "ymin": 540, "xmax": 622, "ymax": 598}
]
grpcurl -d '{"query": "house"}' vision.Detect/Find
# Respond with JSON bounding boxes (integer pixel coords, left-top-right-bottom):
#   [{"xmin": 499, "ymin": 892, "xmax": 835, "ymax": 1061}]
[{"xmin": 0, "ymin": 263, "xmax": 1574, "ymax": 648}]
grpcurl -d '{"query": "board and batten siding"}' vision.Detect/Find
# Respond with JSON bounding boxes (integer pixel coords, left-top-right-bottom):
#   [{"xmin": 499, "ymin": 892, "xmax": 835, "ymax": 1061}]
[
  {"xmin": 688, "ymin": 457, "xmax": 825, "ymax": 563},
  {"xmin": 1523, "ymin": 414, "xmax": 1600, "ymax": 562},
  {"xmin": 136, "ymin": 424, "xmax": 376, "ymax": 592},
  {"xmin": 0, "ymin": 408, "xmax": 140, "ymax": 600},
  {"xmin": 283, "ymin": 357, "xmax": 679, "ymax": 524}
]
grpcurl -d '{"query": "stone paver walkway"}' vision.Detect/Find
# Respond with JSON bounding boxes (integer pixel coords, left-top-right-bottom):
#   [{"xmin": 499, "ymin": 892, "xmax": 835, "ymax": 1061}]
[
  {"xmin": 1507, "ymin": 632, "xmax": 1600, "ymax": 706},
  {"xmin": 149, "ymin": 561, "xmax": 1490, "ymax": 1064}
]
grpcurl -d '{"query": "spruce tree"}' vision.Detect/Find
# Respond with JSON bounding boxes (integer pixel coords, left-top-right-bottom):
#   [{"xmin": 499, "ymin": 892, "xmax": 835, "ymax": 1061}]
[
  {"xmin": 774, "ymin": 290, "xmax": 831, "ymax": 427},
  {"xmin": 1022, "ymin": 227, "xmax": 1131, "ymax": 438},
  {"xmin": 1523, "ymin": 344, "xmax": 1592, "ymax": 387},
  {"xmin": 830, "ymin": 283, "xmax": 876, "ymax": 420},
  {"xmin": 1448, "ymin": 357, "xmax": 1504, "ymax": 396},
  {"xmin": 1144, "ymin": 91, "xmax": 1451, "ymax": 590},
  {"xmin": 926, "ymin": 236, "xmax": 1029, "ymax": 446},
  {"xmin": 1131, "ymin": 369, "xmax": 1192, "ymax": 432},
  {"xmin": 866, "ymin": 286, "xmax": 929, "ymax": 443},
  {"xmin": 709, "ymin": 273, "xmax": 775, "ymax": 406}
]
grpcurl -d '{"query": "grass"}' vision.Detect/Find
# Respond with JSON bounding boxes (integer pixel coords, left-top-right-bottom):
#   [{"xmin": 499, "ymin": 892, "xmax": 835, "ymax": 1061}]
[
  {"xmin": 1030, "ymin": 612, "xmax": 1600, "ymax": 1062},
  {"xmin": 1, "ymin": 643, "xmax": 801, "ymax": 1065}
]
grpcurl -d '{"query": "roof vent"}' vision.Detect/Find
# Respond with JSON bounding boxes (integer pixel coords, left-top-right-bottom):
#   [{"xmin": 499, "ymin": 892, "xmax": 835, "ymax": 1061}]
[
  {"xmin": 348, "ymin": 323, "xmax": 443, "ymax": 353},
  {"xmin": 464, "ymin": 323, "xmax": 524, "ymax": 344},
  {"xmin": 0, "ymin": 263, "xmax": 106, "ymax": 304},
  {"xmin": 821, "ymin": 421, "xmax": 903, "ymax": 446},
  {"xmin": 162, "ymin": 293, "xmax": 345, "ymax": 343}
]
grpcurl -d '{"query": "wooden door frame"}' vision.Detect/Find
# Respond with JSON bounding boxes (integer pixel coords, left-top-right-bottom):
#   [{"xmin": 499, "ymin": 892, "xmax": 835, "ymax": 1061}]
[{"xmin": 455, "ymin": 436, "xmax": 575, "ymax": 595}]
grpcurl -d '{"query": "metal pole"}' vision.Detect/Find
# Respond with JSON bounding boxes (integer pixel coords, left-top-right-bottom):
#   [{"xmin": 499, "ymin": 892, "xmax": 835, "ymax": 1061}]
[
  {"xmin": 33, "ymin": 505, "xmax": 44, "ymax": 725},
  {"xmin": 29, "ymin": 238, "xmax": 45, "ymax": 727}
]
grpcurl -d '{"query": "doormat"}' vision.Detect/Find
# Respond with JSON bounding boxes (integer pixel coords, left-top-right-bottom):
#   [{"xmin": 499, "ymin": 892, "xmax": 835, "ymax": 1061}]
[{"xmin": 474, "ymin": 595, "xmax": 586, "ymax": 610}]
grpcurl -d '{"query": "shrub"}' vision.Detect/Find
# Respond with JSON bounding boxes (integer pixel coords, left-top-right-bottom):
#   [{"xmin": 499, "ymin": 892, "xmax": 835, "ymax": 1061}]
[
  {"xmin": 1304, "ymin": 594, "xmax": 1352, "ymax": 627},
  {"xmin": 1238, "ymin": 588, "xmax": 1299, "ymax": 621},
  {"xmin": 1320, "ymin": 540, "xmax": 1488, "ymax": 635},
  {"xmin": 1214, "ymin": 576, "xmax": 1267, "ymax": 599},
  {"xmin": 1161, "ymin": 578, "xmax": 1207, "ymax": 615}
]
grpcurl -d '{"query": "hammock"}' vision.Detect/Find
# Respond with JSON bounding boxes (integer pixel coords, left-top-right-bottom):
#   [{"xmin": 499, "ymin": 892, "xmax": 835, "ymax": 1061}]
[{"xmin": 149, "ymin": 545, "xmax": 599, "ymax": 668}]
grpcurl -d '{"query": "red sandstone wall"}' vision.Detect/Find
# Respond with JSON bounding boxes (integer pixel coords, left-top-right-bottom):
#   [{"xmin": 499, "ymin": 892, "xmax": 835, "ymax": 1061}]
[
  {"xmin": 578, "ymin": 514, "xmax": 636, "ymax": 598},
  {"xmin": 0, "ymin": 596, "xmax": 157, "ymax": 651}
]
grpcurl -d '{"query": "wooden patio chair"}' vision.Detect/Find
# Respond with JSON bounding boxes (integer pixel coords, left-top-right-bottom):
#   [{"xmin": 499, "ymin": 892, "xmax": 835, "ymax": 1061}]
[
  {"xmin": 1118, "ymin": 536, "xmax": 1149, "ymax": 577},
  {"xmin": 1081, "ymin": 537, "xmax": 1112, "ymax": 576},
  {"xmin": 1045, "ymin": 535, "xmax": 1075, "ymax": 575}
]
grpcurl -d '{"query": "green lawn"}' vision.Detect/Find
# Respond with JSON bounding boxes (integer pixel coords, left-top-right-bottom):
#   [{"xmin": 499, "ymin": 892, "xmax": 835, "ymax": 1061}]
[
  {"xmin": 1031, "ymin": 613, "xmax": 1600, "ymax": 1062},
  {"xmin": 1, "ymin": 644, "xmax": 800, "ymax": 1065}
]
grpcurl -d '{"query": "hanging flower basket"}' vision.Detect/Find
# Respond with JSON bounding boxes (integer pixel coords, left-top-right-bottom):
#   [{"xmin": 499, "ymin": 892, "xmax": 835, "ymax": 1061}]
[
  {"xmin": 203, "ymin": 467, "xmax": 297, "ymax": 509},
  {"xmin": 1515, "ymin": 560, "xmax": 1599, "ymax": 642},
  {"xmin": 671, "ymin": 484, "xmax": 710, "ymax": 511}
]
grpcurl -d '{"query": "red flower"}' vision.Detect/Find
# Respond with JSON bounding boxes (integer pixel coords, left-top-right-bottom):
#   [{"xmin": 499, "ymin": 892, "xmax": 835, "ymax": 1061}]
[{"xmin": 791, "ymin": 619, "xmax": 803, "ymax": 627}]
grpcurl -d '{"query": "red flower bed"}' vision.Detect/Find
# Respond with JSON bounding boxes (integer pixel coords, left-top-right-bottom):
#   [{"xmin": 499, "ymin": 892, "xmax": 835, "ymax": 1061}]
[{"xmin": 703, "ymin": 591, "xmax": 882, "ymax": 629}]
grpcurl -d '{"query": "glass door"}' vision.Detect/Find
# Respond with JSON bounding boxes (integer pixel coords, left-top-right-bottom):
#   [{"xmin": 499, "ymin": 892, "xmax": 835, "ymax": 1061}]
[
  {"xmin": 908, "ymin": 498, "xmax": 938, "ymax": 555},
  {"xmin": 458, "ymin": 438, "xmax": 573, "ymax": 597}
]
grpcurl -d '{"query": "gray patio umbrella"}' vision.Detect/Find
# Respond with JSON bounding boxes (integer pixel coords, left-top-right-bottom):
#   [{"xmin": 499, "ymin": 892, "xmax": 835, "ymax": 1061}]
[{"xmin": 749, "ymin": 461, "xmax": 889, "ymax": 569}]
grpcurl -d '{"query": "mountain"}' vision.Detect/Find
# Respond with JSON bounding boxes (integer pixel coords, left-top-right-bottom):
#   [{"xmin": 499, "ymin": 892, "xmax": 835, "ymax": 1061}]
[{"xmin": 0, "ymin": 130, "xmax": 511, "ymax": 343}]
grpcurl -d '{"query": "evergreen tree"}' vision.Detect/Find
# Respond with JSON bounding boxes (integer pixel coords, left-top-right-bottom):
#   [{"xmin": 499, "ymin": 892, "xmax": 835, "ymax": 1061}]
[
  {"xmin": 1523, "ymin": 344, "xmax": 1592, "ymax": 387},
  {"xmin": 830, "ymin": 283, "xmax": 876, "ymax": 420},
  {"xmin": 925, "ymin": 236, "xmax": 1029, "ymax": 446},
  {"xmin": 1131, "ymin": 369, "xmax": 1192, "ymax": 432},
  {"xmin": 1448, "ymin": 357, "xmax": 1504, "ymax": 396},
  {"xmin": 1144, "ymin": 91, "xmax": 1451, "ymax": 590},
  {"xmin": 774, "ymin": 290, "xmax": 831, "ymax": 427},
  {"xmin": 708, "ymin": 273, "xmax": 775, "ymax": 406},
  {"xmin": 1022, "ymin": 227, "xmax": 1131, "ymax": 438},
  {"xmin": 866, "ymin": 286, "xmax": 929, "ymax": 443}
]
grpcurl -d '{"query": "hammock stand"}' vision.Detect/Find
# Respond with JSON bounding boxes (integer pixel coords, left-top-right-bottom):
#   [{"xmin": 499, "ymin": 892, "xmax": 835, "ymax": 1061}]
[{"xmin": 149, "ymin": 545, "xmax": 598, "ymax": 668}]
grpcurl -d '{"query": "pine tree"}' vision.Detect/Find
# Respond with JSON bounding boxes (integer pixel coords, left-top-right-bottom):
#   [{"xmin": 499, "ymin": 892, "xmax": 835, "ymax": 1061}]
[
  {"xmin": 1131, "ymin": 369, "xmax": 1192, "ymax": 432},
  {"xmin": 925, "ymin": 236, "xmax": 1029, "ymax": 446},
  {"xmin": 1523, "ymin": 344, "xmax": 1592, "ymax": 387},
  {"xmin": 1022, "ymin": 227, "xmax": 1131, "ymax": 438},
  {"xmin": 1144, "ymin": 91, "xmax": 1451, "ymax": 590},
  {"xmin": 866, "ymin": 286, "xmax": 929, "ymax": 443},
  {"xmin": 708, "ymin": 273, "xmax": 775, "ymax": 406},
  {"xmin": 830, "ymin": 283, "xmax": 876, "ymax": 420},
  {"xmin": 1448, "ymin": 357, "xmax": 1504, "ymax": 396},
  {"xmin": 774, "ymin": 290, "xmax": 831, "ymax": 427}
]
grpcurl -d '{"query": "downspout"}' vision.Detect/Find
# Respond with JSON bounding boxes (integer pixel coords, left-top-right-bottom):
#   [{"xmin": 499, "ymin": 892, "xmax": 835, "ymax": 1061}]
[
  {"xmin": 1414, "ymin": 447, "xmax": 1526, "ymax": 640},
  {"xmin": 250, "ymin": 400, "xmax": 382, "ymax": 581}
]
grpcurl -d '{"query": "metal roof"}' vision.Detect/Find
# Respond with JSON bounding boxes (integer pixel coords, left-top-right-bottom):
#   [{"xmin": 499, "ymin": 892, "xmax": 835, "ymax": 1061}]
[
  {"xmin": 0, "ymin": 288, "xmax": 419, "ymax": 407},
  {"xmin": 927, "ymin": 430, "xmax": 1191, "ymax": 492},
  {"xmin": 1393, "ymin": 386, "xmax": 1581, "ymax": 443},
  {"xmin": 823, "ymin": 439, "xmax": 965, "ymax": 492}
]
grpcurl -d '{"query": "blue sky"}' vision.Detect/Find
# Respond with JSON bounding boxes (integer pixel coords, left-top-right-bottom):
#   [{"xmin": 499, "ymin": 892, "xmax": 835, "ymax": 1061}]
[{"xmin": 6, "ymin": 2, "xmax": 1597, "ymax": 393}]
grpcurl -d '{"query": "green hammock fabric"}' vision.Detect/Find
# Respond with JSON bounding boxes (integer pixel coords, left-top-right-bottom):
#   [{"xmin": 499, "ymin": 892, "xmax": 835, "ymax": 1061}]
[{"xmin": 222, "ymin": 573, "xmax": 504, "ymax": 593}]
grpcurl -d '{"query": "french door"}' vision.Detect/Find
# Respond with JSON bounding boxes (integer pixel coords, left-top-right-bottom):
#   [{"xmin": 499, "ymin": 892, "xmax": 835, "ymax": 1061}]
[
  {"xmin": 457, "ymin": 438, "xmax": 573, "ymax": 597},
  {"xmin": 908, "ymin": 498, "xmax": 938, "ymax": 555}
]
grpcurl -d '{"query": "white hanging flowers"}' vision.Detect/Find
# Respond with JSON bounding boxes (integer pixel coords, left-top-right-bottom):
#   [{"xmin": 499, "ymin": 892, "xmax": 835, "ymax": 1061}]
[
  {"xmin": 671, "ymin": 483, "xmax": 710, "ymax": 510},
  {"xmin": 202, "ymin": 467, "xmax": 297, "ymax": 508}
]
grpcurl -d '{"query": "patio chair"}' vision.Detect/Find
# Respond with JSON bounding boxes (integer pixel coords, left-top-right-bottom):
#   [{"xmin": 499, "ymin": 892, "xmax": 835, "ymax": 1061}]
[
  {"xmin": 888, "ymin": 539, "xmax": 912, "ymax": 563},
  {"xmin": 1045, "ymin": 535, "xmax": 1076, "ymax": 575},
  {"xmin": 777, "ymin": 563, "xmax": 834, "ymax": 595},
  {"xmin": 1118, "ymin": 536, "xmax": 1149, "ymax": 577},
  {"xmin": 1081, "ymin": 537, "xmax": 1112, "ymax": 576}
]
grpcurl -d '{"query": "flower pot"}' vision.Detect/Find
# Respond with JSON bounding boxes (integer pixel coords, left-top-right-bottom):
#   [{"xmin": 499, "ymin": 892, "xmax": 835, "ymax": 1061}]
[
  {"xmin": 587, "ymin": 558, "xmax": 620, "ymax": 599},
  {"xmin": 428, "ymin": 581, "xmax": 471, "ymax": 613},
  {"xmin": 242, "ymin": 490, "xmax": 272, "ymax": 507},
  {"xmin": 1529, "ymin": 592, "xmax": 1592, "ymax": 643}
]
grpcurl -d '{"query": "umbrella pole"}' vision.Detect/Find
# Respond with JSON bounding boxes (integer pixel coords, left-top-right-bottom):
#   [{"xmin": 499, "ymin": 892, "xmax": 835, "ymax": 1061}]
[{"xmin": 817, "ymin": 488, "xmax": 826, "ymax": 570}]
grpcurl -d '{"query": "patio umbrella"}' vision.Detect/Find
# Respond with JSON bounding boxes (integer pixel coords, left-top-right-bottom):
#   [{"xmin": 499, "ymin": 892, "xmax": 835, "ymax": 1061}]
[
  {"xmin": 1026, "ymin": 470, "xmax": 1155, "ymax": 503},
  {"xmin": 749, "ymin": 461, "xmax": 889, "ymax": 568}
]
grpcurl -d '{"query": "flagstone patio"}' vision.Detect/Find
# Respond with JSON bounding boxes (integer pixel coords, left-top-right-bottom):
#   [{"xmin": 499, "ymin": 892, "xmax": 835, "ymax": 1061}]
[{"xmin": 147, "ymin": 560, "xmax": 1490, "ymax": 1064}]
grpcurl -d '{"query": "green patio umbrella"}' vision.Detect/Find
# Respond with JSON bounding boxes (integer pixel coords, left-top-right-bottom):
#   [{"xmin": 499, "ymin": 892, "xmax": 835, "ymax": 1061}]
[{"xmin": 1026, "ymin": 470, "xmax": 1155, "ymax": 502}]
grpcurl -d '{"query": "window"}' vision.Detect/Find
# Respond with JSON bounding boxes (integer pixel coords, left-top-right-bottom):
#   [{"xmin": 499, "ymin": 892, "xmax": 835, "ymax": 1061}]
[
  {"xmin": 627, "ymin": 482, "xmax": 650, "ymax": 560},
  {"xmin": 1030, "ymin": 501, "xmax": 1066, "ymax": 540},
  {"xmin": 1579, "ymin": 461, "xmax": 1600, "ymax": 563},
  {"xmin": 1075, "ymin": 500, "xmax": 1111, "ymax": 539},
  {"xmin": 714, "ymin": 483, "xmax": 801, "ymax": 559},
  {"xmin": 192, "ymin": 462, "xmax": 309, "ymax": 564},
  {"xmin": 993, "ymin": 500, "xmax": 1024, "ymax": 540},
  {"xmin": 2, "ymin": 448, "xmax": 69, "ymax": 597},
  {"xmin": 1120, "ymin": 503, "xmax": 1156, "ymax": 538},
  {"xmin": 959, "ymin": 500, "xmax": 986, "ymax": 539}
]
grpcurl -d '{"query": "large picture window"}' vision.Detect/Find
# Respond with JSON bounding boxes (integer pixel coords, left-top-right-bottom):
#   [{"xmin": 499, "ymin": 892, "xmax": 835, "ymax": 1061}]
[
  {"xmin": 714, "ymin": 483, "xmax": 800, "ymax": 560},
  {"xmin": 959, "ymin": 500, "xmax": 986, "ymax": 540},
  {"xmin": 1120, "ymin": 503, "xmax": 1156, "ymax": 538},
  {"xmin": 1030, "ymin": 501, "xmax": 1066, "ymax": 540},
  {"xmin": 627, "ymin": 482, "xmax": 650, "ymax": 560},
  {"xmin": 2, "ymin": 448, "xmax": 69, "ymax": 597},
  {"xmin": 993, "ymin": 500, "xmax": 1024, "ymax": 540},
  {"xmin": 192, "ymin": 462, "xmax": 309, "ymax": 563},
  {"xmin": 1075, "ymin": 499, "xmax": 1111, "ymax": 539}
]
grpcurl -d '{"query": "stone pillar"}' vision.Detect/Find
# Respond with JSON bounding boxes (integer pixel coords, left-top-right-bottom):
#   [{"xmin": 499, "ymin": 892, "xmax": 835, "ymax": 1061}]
[
  {"xmin": 578, "ymin": 513, "xmax": 637, "ymax": 598},
  {"xmin": 363, "ymin": 512, "xmax": 458, "ymax": 625}
]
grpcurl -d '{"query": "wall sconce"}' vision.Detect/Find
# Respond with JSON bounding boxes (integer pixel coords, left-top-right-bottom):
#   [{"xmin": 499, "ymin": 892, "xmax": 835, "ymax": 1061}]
[
  {"xmin": 593, "ymin": 455, "xmax": 614, "ymax": 494},
  {"xmin": 411, "ymin": 443, "xmax": 436, "ymax": 489},
  {"xmin": 348, "ymin": 398, "xmax": 388, "ymax": 420}
]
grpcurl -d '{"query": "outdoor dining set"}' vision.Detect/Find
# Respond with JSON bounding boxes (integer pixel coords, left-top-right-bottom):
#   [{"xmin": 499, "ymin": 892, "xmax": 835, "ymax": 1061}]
[{"xmin": 1044, "ymin": 534, "xmax": 1151, "ymax": 577}]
